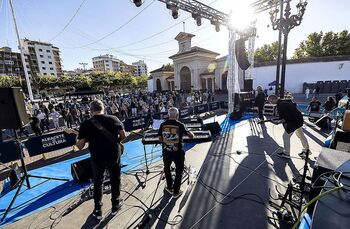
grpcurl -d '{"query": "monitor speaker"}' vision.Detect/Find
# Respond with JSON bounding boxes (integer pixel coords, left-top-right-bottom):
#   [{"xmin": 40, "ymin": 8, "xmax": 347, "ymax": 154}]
[
  {"xmin": 204, "ymin": 122, "xmax": 221, "ymax": 135},
  {"xmin": 71, "ymin": 158, "xmax": 93, "ymax": 183},
  {"xmin": 0, "ymin": 87, "xmax": 29, "ymax": 129},
  {"xmin": 244, "ymin": 79, "xmax": 253, "ymax": 92},
  {"xmin": 229, "ymin": 110, "xmax": 242, "ymax": 121},
  {"xmin": 315, "ymin": 115, "xmax": 332, "ymax": 129}
]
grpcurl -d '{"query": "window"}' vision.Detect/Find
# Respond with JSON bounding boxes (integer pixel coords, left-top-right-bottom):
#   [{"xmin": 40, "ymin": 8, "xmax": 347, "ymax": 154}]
[
  {"xmin": 40, "ymin": 55, "xmax": 44, "ymax": 58},
  {"xmin": 48, "ymin": 56, "xmax": 52, "ymax": 59},
  {"xmin": 42, "ymin": 67, "xmax": 46, "ymax": 70},
  {"xmin": 49, "ymin": 61, "xmax": 52, "ymax": 64},
  {"xmin": 46, "ymin": 50, "xmax": 50, "ymax": 53},
  {"xmin": 50, "ymin": 67, "xmax": 53, "ymax": 70},
  {"xmin": 41, "ymin": 61, "xmax": 45, "ymax": 64},
  {"xmin": 39, "ymin": 49, "xmax": 43, "ymax": 52},
  {"xmin": 43, "ymin": 73, "xmax": 47, "ymax": 75}
]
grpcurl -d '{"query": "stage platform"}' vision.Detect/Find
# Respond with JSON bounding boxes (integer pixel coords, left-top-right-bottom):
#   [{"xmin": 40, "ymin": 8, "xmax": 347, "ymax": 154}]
[{"xmin": 2, "ymin": 114, "xmax": 325, "ymax": 229}]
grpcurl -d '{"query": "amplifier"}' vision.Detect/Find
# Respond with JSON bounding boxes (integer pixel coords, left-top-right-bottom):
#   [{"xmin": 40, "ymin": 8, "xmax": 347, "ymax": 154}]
[
  {"xmin": 71, "ymin": 158, "xmax": 93, "ymax": 183},
  {"xmin": 308, "ymin": 148, "xmax": 350, "ymax": 215}
]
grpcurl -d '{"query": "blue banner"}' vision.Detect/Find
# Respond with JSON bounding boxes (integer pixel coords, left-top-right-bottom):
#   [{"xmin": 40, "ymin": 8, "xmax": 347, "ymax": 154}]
[
  {"xmin": 24, "ymin": 131, "xmax": 77, "ymax": 157},
  {"xmin": 180, "ymin": 108, "xmax": 192, "ymax": 118},
  {"xmin": 220, "ymin": 101, "xmax": 228, "ymax": 109},
  {"xmin": 123, "ymin": 115, "xmax": 150, "ymax": 132},
  {"xmin": 194, "ymin": 104, "xmax": 209, "ymax": 114},
  {"xmin": 209, "ymin": 102, "xmax": 220, "ymax": 111},
  {"xmin": 0, "ymin": 141, "xmax": 20, "ymax": 163}
]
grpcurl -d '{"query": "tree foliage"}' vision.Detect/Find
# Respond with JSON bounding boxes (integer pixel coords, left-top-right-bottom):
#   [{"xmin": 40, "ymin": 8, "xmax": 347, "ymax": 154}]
[
  {"xmin": 32, "ymin": 71, "xmax": 148, "ymax": 91},
  {"xmin": 254, "ymin": 41, "xmax": 279, "ymax": 63},
  {"xmin": 293, "ymin": 30, "xmax": 350, "ymax": 58},
  {"xmin": 0, "ymin": 75, "xmax": 21, "ymax": 87}
]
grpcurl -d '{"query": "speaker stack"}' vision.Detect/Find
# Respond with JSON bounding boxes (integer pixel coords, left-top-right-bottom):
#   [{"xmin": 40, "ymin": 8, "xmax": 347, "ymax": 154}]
[
  {"xmin": 71, "ymin": 158, "xmax": 93, "ymax": 182},
  {"xmin": 0, "ymin": 87, "xmax": 29, "ymax": 129}
]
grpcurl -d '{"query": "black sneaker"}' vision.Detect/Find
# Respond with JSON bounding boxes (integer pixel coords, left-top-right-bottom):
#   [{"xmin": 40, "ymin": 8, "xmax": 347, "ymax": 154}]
[
  {"xmin": 299, "ymin": 150, "xmax": 311, "ymax": 159},
  {"xmin": 111, "ymin": 200, "xmax": 123, "ymax": 215},
  {"xmin": 277, "ymin": 152, "xmax": 291, "ymax": 159},
  {"xmin": 164, "ymin": 187, "xmax": 174, "ymax": 195},
  {"xmin": 92, "ymin": 209, "xmax": 102, "ymax": 220},
  {"xmin": 173, "ymin": 190, "xmax": 183, "ymax": 199}
]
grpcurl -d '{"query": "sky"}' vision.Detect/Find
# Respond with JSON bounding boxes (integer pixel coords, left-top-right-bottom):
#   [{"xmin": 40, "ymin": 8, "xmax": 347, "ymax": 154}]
[{"xmin": 0, "ymin": 0, "xmax": 349, "ymax": 72}]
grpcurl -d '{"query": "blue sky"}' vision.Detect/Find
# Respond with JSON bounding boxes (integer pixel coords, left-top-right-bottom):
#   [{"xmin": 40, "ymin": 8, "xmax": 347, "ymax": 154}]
[{"xmin": 0, "ymin": 0, "xmax": 349, "ymax": 71}]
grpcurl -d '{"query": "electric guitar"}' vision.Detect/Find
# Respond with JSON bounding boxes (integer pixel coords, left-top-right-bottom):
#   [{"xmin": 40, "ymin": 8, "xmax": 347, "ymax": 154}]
[{"xmin": 63, "ymin": 128, "xmax": 125, "ymax": 154}]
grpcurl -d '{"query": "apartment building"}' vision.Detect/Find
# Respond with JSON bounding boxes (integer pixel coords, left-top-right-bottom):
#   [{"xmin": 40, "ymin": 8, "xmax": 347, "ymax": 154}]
[
  {"xmin": 132, "ymin": 60, "xmax": 148, "ymax": 76},
  {"xmin": 92, "ymin": 54, "xmax": 121, "ymax": 72},
  {"xmin": 0, "ymin": 47, "xmax": 24, "ymax": 77},
  {"xmin": 20, "ymin": 39, "xmax": 63, "ymax": 76}
]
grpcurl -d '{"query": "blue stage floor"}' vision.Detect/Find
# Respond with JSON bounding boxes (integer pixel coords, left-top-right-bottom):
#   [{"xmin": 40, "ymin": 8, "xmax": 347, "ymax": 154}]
[{"xmin": 0, "ymin": 114, "xmax": 252, "ymax": 227}]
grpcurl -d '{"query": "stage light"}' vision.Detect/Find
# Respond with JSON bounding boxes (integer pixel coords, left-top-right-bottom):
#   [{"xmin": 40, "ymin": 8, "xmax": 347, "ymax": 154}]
[
  {"xmin": 211, "ymin": 19, "xmax": 220, "ymax": 32},
  {"xmin": 133, "ymin": 0, "xmax": 142, "ymax": 7},
  {"xmin": 192, "ymin": 13, "xmax": 202, "ymax": 26},
  {"xmin": 171, "ymin": 6, "xmax": 179, "ymax": 19}
]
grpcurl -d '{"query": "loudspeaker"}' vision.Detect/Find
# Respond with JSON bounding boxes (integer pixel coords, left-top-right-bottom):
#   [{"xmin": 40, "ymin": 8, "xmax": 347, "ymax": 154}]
[
  {"xmin": 315, "ymin": 115, "xmax": 332, "ymax": 129},
  {"xmin": 204, "ymin": 122, "xmax": 221, "ymax": 135},
  {"xmin": 71, "ymin": 158, "xmax": 93, "ymax": 183},
  {"xmin": 235, "ymin": 38, "xmax": 251, "ymax": 71},
  {"xmin": 230, "ymin": 110, "xmax": 242, "ymax": 121},
  {"xmin": 0, "ymin": 87, "xmax": 29, "ymax": 129},
  {"xmin": 244, "ymin": 79, "xmax": 253, "ymax": 92}
]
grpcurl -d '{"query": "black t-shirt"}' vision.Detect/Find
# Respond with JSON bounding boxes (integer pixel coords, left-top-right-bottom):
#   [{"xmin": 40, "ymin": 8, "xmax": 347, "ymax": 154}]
[
  {"xmin": 277, "ymin": 100, "xmax": 304, "ymax": 134},
  {"xmin": 78, "ymin": 114, "xmax": 124, "ymax": 163},
  {"xmin": 157, "ymin": 119, "xmax": 189, "ymax": 153},
  {"xmin": 309, "ymin": 101, "xmax": 321, "ymax": 112}
]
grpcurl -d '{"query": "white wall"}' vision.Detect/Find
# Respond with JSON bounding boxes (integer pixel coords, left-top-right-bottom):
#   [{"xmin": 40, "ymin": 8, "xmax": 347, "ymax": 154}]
[
  {"xmin": 147, "ymin": 79, "xmax": 153, "ymax": 92},
  {"xmin": 252, "ymin": 60, "xmax": 350, "ymax": 93}
]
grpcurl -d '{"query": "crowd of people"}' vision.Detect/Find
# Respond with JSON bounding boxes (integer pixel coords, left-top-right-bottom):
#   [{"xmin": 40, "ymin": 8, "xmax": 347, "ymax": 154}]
[{"xmin": 12, "ymin": 90, "xmax": 215, "ymax": 138}]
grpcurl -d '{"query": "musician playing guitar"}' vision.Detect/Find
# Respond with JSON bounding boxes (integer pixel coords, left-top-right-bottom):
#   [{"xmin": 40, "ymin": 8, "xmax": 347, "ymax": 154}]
[
  {"xmin": 267, "ymin": 95, "xmax": 310, "ymax": 159},
  {"xmin": 76, "ymin": 100, "xmax": 126, "ymax": 220}
]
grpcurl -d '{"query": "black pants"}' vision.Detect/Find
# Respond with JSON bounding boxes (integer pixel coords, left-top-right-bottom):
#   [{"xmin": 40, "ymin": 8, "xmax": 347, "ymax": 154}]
[
  {"xmin": 91, "ymin": 158, "xmax": 121, "ymax": 210},
  {"xmin": 258, "ymin": 106, "xmax": 264, "ymax": 120},
  {"xmin": 162, "ymin": 150, "xmax": 185, "ymax": 194}
]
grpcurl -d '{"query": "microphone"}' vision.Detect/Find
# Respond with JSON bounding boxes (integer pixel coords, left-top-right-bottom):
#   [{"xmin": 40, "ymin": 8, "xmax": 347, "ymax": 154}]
[{"xmin": 137, "ymin": 214, "xmax": 152, "ymax": 229}]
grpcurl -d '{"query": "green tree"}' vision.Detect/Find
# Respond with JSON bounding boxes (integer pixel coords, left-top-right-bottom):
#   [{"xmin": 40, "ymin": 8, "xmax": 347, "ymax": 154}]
[
  {"xmin": 0, "ymin": 75, "xmax": 21, "ymax": 87},
  {"xmin": 254, "ymin": 41, "xmax": 279, "ymax": 63},
  {"xmin": 293, "ymin": 30, "xmax": 350, "ymax": 58}
]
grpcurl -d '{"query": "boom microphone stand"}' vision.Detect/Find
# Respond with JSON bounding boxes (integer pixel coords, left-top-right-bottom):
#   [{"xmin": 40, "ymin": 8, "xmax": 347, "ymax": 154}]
[{"xmin": 0, "ymin": 131, "xmax": 69, "ymax": 223}]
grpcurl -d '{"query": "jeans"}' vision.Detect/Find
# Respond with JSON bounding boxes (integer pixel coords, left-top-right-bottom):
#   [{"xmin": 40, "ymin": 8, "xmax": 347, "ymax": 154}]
[
  {"xmin": 91, "ymin": 158, "xmax": 121, "ymax": 210},
  {"xmin": 283, "ymin": 126, "xmax": 309, "ymax": 154},
  {"xmin": 162, "ymin": 150, "xmax": 185, "ymax": 194},
  {"xmin": 258, "ymin": 106, "xmax": 264, "ymax": 120}
]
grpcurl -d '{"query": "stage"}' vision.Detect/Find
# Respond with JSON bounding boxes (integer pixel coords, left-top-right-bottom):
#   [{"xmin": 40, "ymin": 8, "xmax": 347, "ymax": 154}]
[{"xmin": 1, "ymin": 114, "xmax": 325, "ymax": 229}]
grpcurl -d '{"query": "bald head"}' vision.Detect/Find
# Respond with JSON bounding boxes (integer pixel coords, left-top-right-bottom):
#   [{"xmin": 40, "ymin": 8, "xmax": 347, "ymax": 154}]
[{"xmin": 168, "ymin": 107, "xmax": 179, "ymax": 120}]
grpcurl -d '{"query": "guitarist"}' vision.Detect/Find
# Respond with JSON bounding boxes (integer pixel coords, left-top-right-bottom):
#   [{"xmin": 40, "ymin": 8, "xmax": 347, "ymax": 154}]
[
  {"xmin": 76, "ymin": 100, "xmax": 126, "ymax": 220},
  {"xmin": 267, "ymin": 95, "xmax": 310, "ymax": 159}
]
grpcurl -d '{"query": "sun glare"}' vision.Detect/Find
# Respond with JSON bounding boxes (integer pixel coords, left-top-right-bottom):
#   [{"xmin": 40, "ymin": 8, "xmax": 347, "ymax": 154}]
[{"xmin": 228, "ymin": 1, "xmax": 255, "ymax": 31}]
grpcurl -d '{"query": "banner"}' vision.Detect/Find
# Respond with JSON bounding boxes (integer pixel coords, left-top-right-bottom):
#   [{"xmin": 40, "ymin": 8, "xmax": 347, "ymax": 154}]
[
  {"xmin": 220, "ymin": 101, "xmax": 228, "ymax": 109},
  {"xmin": 123, "ymin": 115, "xmax": 150, "ymax": 132},
  {"xmin": 0, "ymin": 141, "xmax": 20, "ymax": 163},
  {"xmin": 193, "ymin": 104, "xmax": 209, "ymax": 114},
  {"xmin": 180, "ymin": 108, "xmax": 193, "ymax": 118},
  {"xmin": 209, "ymin": 102, "xmax": 220, "ymax": 111},
  {"xmin": 25, "ymin": 131, "xmax": 77, "ymax": 156}
]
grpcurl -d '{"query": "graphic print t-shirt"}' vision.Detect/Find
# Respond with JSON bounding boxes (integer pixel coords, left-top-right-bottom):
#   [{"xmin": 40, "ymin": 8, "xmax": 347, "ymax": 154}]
[{"xmin": 158, "ymin": 120, "xmax": 189, "ymax": 152}]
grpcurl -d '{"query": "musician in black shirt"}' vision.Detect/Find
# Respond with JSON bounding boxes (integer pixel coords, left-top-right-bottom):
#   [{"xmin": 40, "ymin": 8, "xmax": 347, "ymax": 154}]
[
  {"xmin": 76, "ymin": 100, "xmax": 126, "ymax": 220},
  {"xmin": 268, "ymin": 95, "xmax": 310, "ymax": 159},
  {"xmin": 158, "ymin": 107, "xmax": 194, "ymax": 198}
]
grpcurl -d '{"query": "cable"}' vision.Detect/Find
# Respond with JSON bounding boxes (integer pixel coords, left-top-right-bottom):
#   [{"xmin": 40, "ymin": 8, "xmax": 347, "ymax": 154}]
[
  {"xmin": 292, "ymin": 185, "xmax": 343, "ymax": 229},
  {"xmin": 69, "ymin": 0, "xmax": 156, "ymax": 48},
  {"xmin": 49, "ymin": 0, "xmax": 88, "ymax": 42}
]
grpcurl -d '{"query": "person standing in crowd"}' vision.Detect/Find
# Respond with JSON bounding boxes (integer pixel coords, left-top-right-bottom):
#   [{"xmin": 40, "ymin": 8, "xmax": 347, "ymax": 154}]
[
  {"xmin": 50, "ymin": 109, "xmax": 61, "ymax": 130},
  {"xmin": 268, "ymin": 95, "xmax": 310, "ymax": 159},
  {"xmin": 30, "ymin": 116, "xmax": 42, "ymax": 136},
  {"xmin": 37, "ymin": 110, "xmax": 47, "ymax": 133},
  {"xmin": 158, "ymin": 107, "xmax": 194, "ymax": 198},
  {"xmin": 305, "ymin": 88, "xmax": 310, "ymax": 100},
  {"xmin": 307, "ymin": 96, "xmax": 321, "ymax": 113},
  {"xmin": 76, "ymin": 100, "xmax": 126, "ymax": 220},
  {"xmin": 335, "ymin": 90, "xmax": 343, "ymax": 107},
  {"xmin": 323, "ymin": 96, "xmax": 336, "ymax": 113},
  {"xmin": 254, "ymin": 86, "xmax": 266, "ymax": 121}
]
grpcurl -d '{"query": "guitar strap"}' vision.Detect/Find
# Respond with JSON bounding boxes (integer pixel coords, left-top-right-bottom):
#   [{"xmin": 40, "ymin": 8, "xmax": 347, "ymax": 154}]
[{"xmin": 90, "ymin": 118, "xmax": 123, "ymax": 155}]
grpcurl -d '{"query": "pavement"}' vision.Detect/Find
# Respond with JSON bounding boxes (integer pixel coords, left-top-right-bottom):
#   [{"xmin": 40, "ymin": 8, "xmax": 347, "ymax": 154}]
[{"xmin": 2, "ymin": 112, "xmax": 326, "ymax": 229}]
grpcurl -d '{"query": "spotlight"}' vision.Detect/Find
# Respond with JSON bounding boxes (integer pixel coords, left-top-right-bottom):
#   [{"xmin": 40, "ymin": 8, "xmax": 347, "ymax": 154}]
[
  {"xmin": 133, "ymin": 0, "xmax": 143, "ymax": 7},
  {"xmin": 192, "ymin": 13, "xmax": 202, "ymax": 26},
  {"xmin": 211, "ymin": 19, "xmax": 220, "ymax": 32},
  {"xmin": 171, "ymin": 6, "xmax": 179, "ymax": 19}
]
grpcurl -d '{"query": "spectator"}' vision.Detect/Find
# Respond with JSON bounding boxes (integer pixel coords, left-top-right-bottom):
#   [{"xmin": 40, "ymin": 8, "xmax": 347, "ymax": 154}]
[
  {"xmin": 305, "ymin": 88, "xmax": 310, "ymax": 99},
  {"xmin": 50, "ymin": 109, "xmax": 61, "ymax": 129},
  {"xmin": 323, "ymin": 96, "xmax": 336, "ymax": 112},
  {"xmin": 308, "ymin": 96, "xmax": 321, "ymax": 113},
  {"xmin": 254, "ymin": 86, "xmax": 266, "ymax": 121},
  {"xmin": 335, "ymin": 90, "xmax": 343, "ymax": 107}
]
